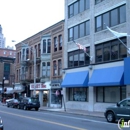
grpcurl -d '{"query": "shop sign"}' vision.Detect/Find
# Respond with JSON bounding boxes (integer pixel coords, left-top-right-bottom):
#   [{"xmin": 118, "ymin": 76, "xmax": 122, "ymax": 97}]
[{"xmin": 30, "ymin": 83, "xmax": 46, "ymax": 90}]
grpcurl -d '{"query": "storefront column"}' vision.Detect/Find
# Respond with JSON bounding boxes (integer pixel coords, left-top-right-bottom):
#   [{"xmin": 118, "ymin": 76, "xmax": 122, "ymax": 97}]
[
  {"xmin": 39, "ymin": 91, "xmax": 43, "ymax": 107},
  {"xmin": 88, "ymin": 87, "xmax": 94, "ymax": 111},
  {"xmin": 126, "ymin": 85, "xmax": 130, "ymax": 97}
]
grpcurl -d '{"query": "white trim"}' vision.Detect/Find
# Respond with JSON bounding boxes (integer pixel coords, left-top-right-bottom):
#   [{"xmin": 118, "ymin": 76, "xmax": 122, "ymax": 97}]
[{"xmin": 95, "ymin": 1, "xmax": 126, "ymax": 17}]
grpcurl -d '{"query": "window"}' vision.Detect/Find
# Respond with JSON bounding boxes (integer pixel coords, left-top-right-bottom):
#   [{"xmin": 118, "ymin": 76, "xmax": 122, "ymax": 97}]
[
  {"xmin": 74, "ymin": 1, "xmax": 79, "ymax": 15},
  {"xmin": 68, "ymin": 28, "xmax": 73, "ymax": 41},
  {"xmin": 95, "ymin": 5, "xmax": 126, "ymax": 32},
  {"xmin": 86, "ymin": 21, "xmax": 90, "ymax": 35},
  {"xmin": 4, "ymin": 63, "xmax": 10, "ymax": 80},
  {"xmin": 103, "ymin": 12, "xmax": 110, "ymax": 29},
  {"xmin": 58, "ymin": 59, "xmax": 62, "ymax": 75},
  {"xmin": 79, "ymin": 23, "xmax": 85, "ymax": 38},
  {"xmin": 110, "ymin": 8, "xmax": 118, "ymax": 27},
  {"xmin": 96, "ymin": 86, "xmax": 126, "ymax": 103},
  {"xmin": 54, "ymin": 37, "xmax": 57, "ymax": 52},
  {"xmin": 79, "ymin": 0, "xmax": 84, "ymax": 13},
  {"xmin": 47, "ymin": 62, "xmax": 50, "ymax": 77},
  {"xmin": 96, "ymin": 16, "xmax": 101, "ymax": 32},
  {"xmin": 69, "ymin": 88, "xmax": 88, "ymax": 101},
  {"xmin": 95, "ymin": 37, "xmax": 127, "ymax": 63},
  {"xmin": 74, "ymin": 25, "xmax": 79, "ymax": 40},
  {"xmin": 51, "ymin": 89, "xmax": 61, "ymax": 104},
  {"xmin": 68, "ymin": 0, "xmax": 90, "ymax": 18},
  {"xmin": 119, "ymin": 5, "xmax": 126, "ymax": 24},
  {"xmin": 59, "ymin": 35, "xmax": 62, "ymax": 50},
  {"xmin": 103, "ymin": 44, "xmax": 110, "ymax": 61},
  {"xmin": 47, "ymin": 39, "xmax": 51, "ymax": 53},
  {"xmin": 53, "ymin": 61, "xmax": 57, "ymax": 76},
  {"xmin": 68, "ymin": 4, "xmax": 73, "ymax": 18},
  {"xmin": 4, "ymin": 51, "xmax": 6, "ymax": 55},
  {"xmin": 68, "ymin": 48, "xmax": 90, "ymax": 68},
  {"xmin": 42, "ymin": 62, "xmax": 46, "ymax": 76},
  {"xmin": 95, "ymin": 0, "xmax": 104, "ymax": 4},
  {"xmin": 68, "ymin": 20, "xmax": 90, "ymax": 41},
  {"xmin": 43, "ymin": 40, "xmax": 46, "ymax": 53}
]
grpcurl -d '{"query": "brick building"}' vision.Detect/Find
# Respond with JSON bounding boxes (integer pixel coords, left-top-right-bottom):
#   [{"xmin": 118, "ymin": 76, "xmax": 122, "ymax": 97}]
[{"xmin": 15, "ymin": 20, "xmax": 64, "ymax": 107}]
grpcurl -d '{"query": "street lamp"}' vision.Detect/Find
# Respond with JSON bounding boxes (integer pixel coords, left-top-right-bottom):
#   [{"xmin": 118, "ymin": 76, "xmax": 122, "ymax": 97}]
[{"xmin": 2, "ymin": 77, "xmax": 5, "ymax": 103}]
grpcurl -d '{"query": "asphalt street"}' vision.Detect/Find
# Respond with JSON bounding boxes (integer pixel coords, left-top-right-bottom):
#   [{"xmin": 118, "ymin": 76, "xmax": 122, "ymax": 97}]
[{"xmin": 0, "ymin": 105, "xmax": 120, "ymax": 130}]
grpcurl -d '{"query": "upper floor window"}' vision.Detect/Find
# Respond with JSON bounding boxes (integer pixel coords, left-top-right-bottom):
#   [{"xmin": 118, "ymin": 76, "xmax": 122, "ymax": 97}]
[
  {"xmin": 59, "ymin": 35, "xmax": 62, "ymax": 50},
  {"xmin": 68, "ymin": 0, "xmax": 90, "ymax": 18},
  {"xmin": 95, "ymin": 37, "xmax": 127, "ymax": 63},
  {"xmin": 47, "ymin": 62, "xmax": 50, "ymax": 77},
  {"xmin": 43, "ymin": 40, "xmax": 46, "ymax": 53},
  {"xmin": 42, "ymin": 62, "xmax": 46, "ymax": 76},
  {"xmin": 58, "ymin": 59, "xmax": 62, "ymax": 75},
  {"xmin": 95, "ymin": 4, "xmax": 126, "ymax": 32},
  {"xmin": 47, "ymin": 39, "xmax": 51, "ymax": 53},
  {"xmin": 53, "ymin": 61, "xmax": 57, "ymax": 76},
  {"xmin": 4, "ymin": 51, "xmax": 6, "ymax": 55},
  {"xmin": 42, "ymin": 39, "xmax": 51, "ymax": 54},
  {"xmin": 95, "ymin": 0, "xmax": 104, "ymax": 4},
  {"xmin": 68, "ymin": 20, "xmax": 90, "ymax": 41},
  {"xmin": 54, "ymin": 37, "xmax": 57, "ymax": 52},
  {"xmin": 68, "ymin": 48, "xmax": 90, "ymax": 68}
]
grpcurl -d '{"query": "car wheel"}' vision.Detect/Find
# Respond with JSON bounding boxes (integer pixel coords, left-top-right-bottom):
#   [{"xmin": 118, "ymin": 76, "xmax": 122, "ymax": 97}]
[
  {"xmin": 7, "ymin": 104, "xmax": 9, "ymax": 107},
  {"xmin": 23, "ymin": 106, "xmax": 27, "ymax": 110},
  {"xmin": 17, "ymin": 105, "xmax": 20, "ymax": 109},
  {"xmin": 35, "ymin": 108, "xmax": 39, "ymax": 111},
  {"xmin": 106, "ymin": 112, "xmax": 115, "ymax": 123}
]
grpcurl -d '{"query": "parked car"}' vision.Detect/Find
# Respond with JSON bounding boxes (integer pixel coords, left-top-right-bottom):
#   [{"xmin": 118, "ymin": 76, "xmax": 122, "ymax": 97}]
[
  {"xmin": 7, "ymin": 99, "xmax": 19, "ymax": 108},
  {"xmin": 0, "ymin": 116, "xmax": 4, "ymax": 130},
  {"xmin": 104, "ymin": 98, "xmax": 130, "ymax": 123},
  {"xmin": 17, "ymin": 97, "xmax": 40, "ymax": 111},
  {"xmin": 5, "ymin": 98, "xmax": 14, "ymax": 105}
]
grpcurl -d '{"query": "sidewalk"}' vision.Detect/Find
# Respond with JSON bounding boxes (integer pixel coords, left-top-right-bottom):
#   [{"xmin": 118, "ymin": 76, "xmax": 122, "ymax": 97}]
[{"xmin": 39, "ymin": 106, "xmax": 104, "ymax": 118}]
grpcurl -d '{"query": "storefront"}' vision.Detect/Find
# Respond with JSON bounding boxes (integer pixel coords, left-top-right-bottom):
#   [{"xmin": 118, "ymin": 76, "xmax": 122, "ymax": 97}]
[
  {"xmin": 30, "ymin": 82, "xmax": 51, "ymax": 107},
  {"xmin": 61, "ymin": 60, "xmax": 130, "ymax": 112}
]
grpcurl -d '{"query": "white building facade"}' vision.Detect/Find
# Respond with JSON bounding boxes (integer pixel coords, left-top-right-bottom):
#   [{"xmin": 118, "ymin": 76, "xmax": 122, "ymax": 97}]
[
  {"xmin": 0, "ymin": 25, "xmax": 5, "ymax": 48},
  {"xmin": 62, "ymin": 0, "xmax": 130, "ymax": 112}
]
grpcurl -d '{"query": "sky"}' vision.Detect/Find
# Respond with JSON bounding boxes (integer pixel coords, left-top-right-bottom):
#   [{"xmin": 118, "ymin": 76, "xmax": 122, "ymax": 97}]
[{"xmin": 0, "ymin": 0, "xmax": 64, "ymax": 48}]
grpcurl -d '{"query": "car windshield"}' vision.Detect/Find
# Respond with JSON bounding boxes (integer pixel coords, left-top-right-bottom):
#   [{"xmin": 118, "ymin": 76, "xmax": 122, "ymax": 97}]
[{"xmin": 28, "ymin": 98, "xmax": 39, "ymax": 103}]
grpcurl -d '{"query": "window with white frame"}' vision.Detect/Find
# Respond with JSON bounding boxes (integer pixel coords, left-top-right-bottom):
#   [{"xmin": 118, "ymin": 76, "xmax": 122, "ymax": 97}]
[
  {"xmin": 47, "ymin": 62, "xmax": 50, "ymax": 77},
  {"xmin": 43, "ymin": 39, "xmax": 51, "ymax": 53},
  {"xmin": 42, "ymin": 62, "xmax": 46, "ymax": 76}
]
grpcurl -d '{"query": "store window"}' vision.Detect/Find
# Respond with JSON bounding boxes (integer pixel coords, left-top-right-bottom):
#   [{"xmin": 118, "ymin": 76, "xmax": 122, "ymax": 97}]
[
  {"xmin": 69, "ymin": 88, "xmax": 88, "ymax": 101},
  {"xmin": 96, "ymin": 86, "xmax": 126, "ymax": 103},
  {"xmin": 51, "ymin": 89, "xmax": 61, "ymax": 104}
]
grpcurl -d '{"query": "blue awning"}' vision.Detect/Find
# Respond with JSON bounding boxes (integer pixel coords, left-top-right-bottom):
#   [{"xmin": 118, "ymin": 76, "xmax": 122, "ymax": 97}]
[
  {"xmin": 88, "ymin": 66, "xmax": 124, "ymax": 86},
  {"xmin": 61, "ymin": 71, "xmax": 89, "ymax": 87}
]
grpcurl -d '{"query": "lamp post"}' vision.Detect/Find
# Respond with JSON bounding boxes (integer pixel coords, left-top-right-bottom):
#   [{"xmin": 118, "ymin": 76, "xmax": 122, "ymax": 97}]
[
  {"xmin": 2, "ymin": 77, "xmax": 5, "ymax": 103},
  {"xmin": 33, "ymin": 47, "xmax": 36, "ymax": 97}
]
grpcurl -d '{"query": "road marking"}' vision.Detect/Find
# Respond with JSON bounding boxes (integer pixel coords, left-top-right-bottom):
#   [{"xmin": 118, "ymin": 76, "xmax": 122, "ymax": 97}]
[
  {"xmin": 0, "ymin": 110, "xmax": 87, "ymax": 130},
  {"xmin": 41, "ymin": 112, "xmax": 117, "ymax": 126}
]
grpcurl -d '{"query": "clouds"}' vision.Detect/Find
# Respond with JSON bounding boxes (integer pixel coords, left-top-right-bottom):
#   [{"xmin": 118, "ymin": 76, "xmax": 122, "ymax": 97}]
[{"xmin": 0, "ymin": 0, "xmax": 64, "ymax": 47}]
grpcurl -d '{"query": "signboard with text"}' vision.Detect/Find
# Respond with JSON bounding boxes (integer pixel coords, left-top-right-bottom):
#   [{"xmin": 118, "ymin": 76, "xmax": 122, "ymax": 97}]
[{"xmin": 30, "ymin": 83, "xmax": 50, "ymax": 90}]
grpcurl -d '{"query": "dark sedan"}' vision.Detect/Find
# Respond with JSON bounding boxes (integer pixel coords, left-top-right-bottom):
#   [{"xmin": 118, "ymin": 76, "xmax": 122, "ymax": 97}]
[
  {"xmin": 0, "ymin": 116, "xmax": 4, "ymax": 130},
  {"xmin": 7, "ymin": 99, "xmax": 19, "ymax": 108}
]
